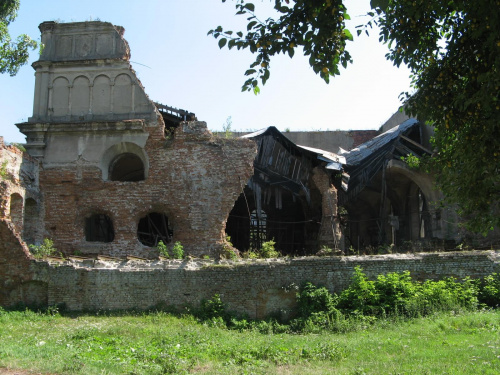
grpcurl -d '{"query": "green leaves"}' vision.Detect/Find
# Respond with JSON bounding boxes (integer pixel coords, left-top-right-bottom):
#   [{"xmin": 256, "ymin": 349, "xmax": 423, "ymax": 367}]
[
  {"xmin": 210, "ymin": 0, "xmax": 353, "ymax": 92},
  {"xmin": 370, "ymin": 0, "xmax": 389, "ymax": 11},
  {"xmin": 381, "ymin": 0, "xmax": 500, "ymax": 233},
  {"xmin": 243, "ymin": 2, "xmax": 255, "ymax": 12},
  {"xmin": 218, "ymin": 38, "xmax": 227, "ymax": 49},
  {"xmin": 0, "ymin": 0, "xmax": 38, "ymax": 76},
  {"xmin": 213, "ymin": 0, "xmax": 499, "ymax": 232},
  {"xmin": 343, "ymin": 29, "xmax": 353, "ymax": 41}
]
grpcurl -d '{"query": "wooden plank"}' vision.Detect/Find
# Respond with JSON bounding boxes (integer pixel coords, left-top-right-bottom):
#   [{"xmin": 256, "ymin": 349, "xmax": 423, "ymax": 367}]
[{"xmin": 400, "ymin": 135, "xmax": 433, "ymax": 154}]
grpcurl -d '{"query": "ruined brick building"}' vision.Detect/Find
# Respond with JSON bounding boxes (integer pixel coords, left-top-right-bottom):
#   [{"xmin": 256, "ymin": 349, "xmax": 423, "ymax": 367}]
[
  {"xmin": 13, "ymin": 21, "xmax": 262, "ymax": 259},
  {"xmin": 1, "ymin": 20, "xmax": 473, "ymax": 263},
  {"xmin": 2, "ymin": 20, "xmax": 499, "ymax": 311}
]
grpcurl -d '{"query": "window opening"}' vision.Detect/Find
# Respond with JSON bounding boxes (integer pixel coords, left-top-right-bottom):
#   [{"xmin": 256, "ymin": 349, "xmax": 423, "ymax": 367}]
[
  {"xmin": 137, "ymin": 213, "xmax": 172, "ymax": 247},
  {"xmin": 250, "ymin": 209, "xmax": 267, "ymax": 250},
  {"xmin": 85, "ymin": 214, "xmax": 114, "ymax": 242},
  {"xmin": 109, "ymin": 153, "xmax": 144, "ymax": 181}
]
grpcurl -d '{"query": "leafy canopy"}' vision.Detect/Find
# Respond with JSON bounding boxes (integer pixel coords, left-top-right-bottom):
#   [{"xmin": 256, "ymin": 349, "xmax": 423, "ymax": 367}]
[
  {"xmin": 210, "ymin": 0, "xmax": 500, "ymax": 233},
  {"xmin": 0, "ymin": 0, "xmax": 37, "ymax": 76}
]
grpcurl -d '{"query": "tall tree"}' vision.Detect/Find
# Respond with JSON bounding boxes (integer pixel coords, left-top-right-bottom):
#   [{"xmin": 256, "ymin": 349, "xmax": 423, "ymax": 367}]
[
  {"xmin": 0, "ymin": 0, "xmax": 37, "ymax": 76},
  {"xmin": 209, "ymin": 0, "xmax": 500, "ymax": 234}
]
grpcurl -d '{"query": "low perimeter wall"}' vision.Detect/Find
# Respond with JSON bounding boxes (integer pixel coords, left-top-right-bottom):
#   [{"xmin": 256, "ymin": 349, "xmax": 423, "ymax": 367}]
[{"xmin": 30, "ymin": 251, "xmax": 500, "ymax": 319}]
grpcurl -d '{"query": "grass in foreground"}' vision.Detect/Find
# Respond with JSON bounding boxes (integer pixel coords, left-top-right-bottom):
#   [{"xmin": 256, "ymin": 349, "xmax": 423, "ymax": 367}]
[{"xmin": 0, "ymin": 309, "xmax": 499, "ymax": 374}]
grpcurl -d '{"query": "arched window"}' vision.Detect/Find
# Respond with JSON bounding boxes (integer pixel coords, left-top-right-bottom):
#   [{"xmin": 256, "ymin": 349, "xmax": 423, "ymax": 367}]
[
  {"xmin": 101, "ymin": 142, "xmax": 148, "ymax": 181},
  {"xmin": 137, "ymin": 213, "xmax": 172, "ymax": 247},
  {"xmin": 109, "ymin": 153, "xmax": 145, "ymax": 182},
  {"xmin": 85, "ymin": 214, "xmax": 114, "ymax": 242}
]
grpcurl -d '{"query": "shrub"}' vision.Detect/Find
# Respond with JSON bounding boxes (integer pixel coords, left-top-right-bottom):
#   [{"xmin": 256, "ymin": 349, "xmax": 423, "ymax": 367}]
[
  {"xmin": 477, "ymin": 273, "xmax": 500, "ymax": 307},
  {"xmin": 29, "ymin": 239, "xmax": 60, "ymax": 259},
  {"xmin": 373, "ymin": 271, "xmax": 418, "ymax": 315},
  {"xmin": 289, "ymin": 282, "xmax": 343, "ymax": 332},
  {"xmin": 337, "ymin": 267, "xmax": 480, "ymax": 318},
  {"xmin": 171, "ymin": 241, "xmax": 184, "ymax": 259},
  {"xmin": 412, "ymin": 277, "xmax": 478, "ymax": 315},
  {"xmin": 157, "ymin": 241, "xmax": 169, "ymax": 258},
  {"xmin": 260, "ymin": 239, "xmax": 279, "ymax": 258},
  {"xmin": 296, "ymin": 282, "xmax": 337, "ymax": 318},
  {"xmin": 245, "ymin": 251, "xmax": 259, "ymax": 259},
  {"xmin": 337, "ymin": 266, "xmax": 379, "ymax": 315},
  {"xmin": 197, "ymin": 294, "xmax": 228, "ymax": 322}
]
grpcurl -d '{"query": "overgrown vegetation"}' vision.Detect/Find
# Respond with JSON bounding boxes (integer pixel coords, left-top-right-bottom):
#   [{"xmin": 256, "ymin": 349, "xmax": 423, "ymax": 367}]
[
  {"xmin": 188, "ymin": 267, "xmax": 500, "ymax": 336},
  {"xmin": 219, "ymin": 235, "xmax": 238, "ymax": 260},
  {"xmin": 242, "ymin": 239, "xmax": 280, "ymax": 259},
  {"xmin": 157, "ymin": 240, "xmax": 169, "ymax": 258},
  {"xmin": 171, "ymin": 241, "xmax": 184, "ymax": 259},
  {"xmin": 156, "ymin": 241, "xmax": 184, "ymax": 260},
  {"xmin": 259, "ymin": 238, "xmax": 279, "ymax": 258},
  {"xmin": 1, "ymin": 269, "xmax": 500, "ymax": 374},
  {"xmin": 222, "ymin": 116, "xmax": 233, "ymax": 139},
  {"xmin": 0, "ymin": 160, "xmax": 8, "ymax": 179},
  {"xmin": 28, "ymin": 238, "xmax": 60, "ymax": 259}
]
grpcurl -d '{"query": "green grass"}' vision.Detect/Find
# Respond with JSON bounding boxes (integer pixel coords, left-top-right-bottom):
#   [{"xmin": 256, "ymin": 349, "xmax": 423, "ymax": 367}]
[{"xmin": 1, "ymin": 309, "xmax": 499, "ymax": 374}]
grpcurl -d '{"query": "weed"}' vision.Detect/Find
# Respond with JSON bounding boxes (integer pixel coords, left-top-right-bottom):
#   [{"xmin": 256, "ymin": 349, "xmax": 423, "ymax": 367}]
[
  {"xmin": 222, "ymin": 116, "xmax": 233, "ymax": 138},
  {"xmin": 0, "ymin": 160, "xmax": 8, "ymax": 179},
  {"xmin": 171, "ymin": 241, "xmax": 184, "ymax": 259},
  {"xmin": 477, "ymin": 273, "xmax": 500, "ymax": 307},
  {"xmin": 197, "ymin": 294, "xmax": 228, "ymax": 322},
  {"xmin": 157, "ymin": 240, "xmax": 170, "ymax": 258},
  {"xmin": 29, "ymin": 238, "xmax": 60, "ymax": 259},
  {"xmin": 11, "ymin": 143, "xmax": 26, "ymax": 152},
  {"xmin": 220, "ymin": 235, "xmax": 238, "ymax": 259},
  {"xmin": 260, "ymin": 239, "xmax": 279, "ymax": 258},
  {"xmin": 245, "ymin": 251, "xmax": 259, "ymax": 259},
  {"xmin": 316, "ymin": 245, "xmax": 334, "ymax": 256}
]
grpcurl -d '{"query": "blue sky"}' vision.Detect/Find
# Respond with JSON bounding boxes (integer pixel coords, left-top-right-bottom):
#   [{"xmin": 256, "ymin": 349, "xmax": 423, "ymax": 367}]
[{"xmin": 0, "ymin": 0, "xmax": 412, "ymax": 143}]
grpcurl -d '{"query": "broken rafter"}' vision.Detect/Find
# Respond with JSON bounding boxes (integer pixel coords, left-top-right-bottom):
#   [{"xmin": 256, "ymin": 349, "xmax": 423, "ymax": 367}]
[
  {"xmin": 399, "ymin": 135, "xmax": 433, "ymax": 155},
  {"xmin": 155, "ymin": 102, "xmax": 196, "ymax": 121}
]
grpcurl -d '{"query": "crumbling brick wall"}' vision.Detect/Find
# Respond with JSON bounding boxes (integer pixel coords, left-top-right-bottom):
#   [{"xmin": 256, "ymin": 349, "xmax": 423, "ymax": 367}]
[
  {"xmin": 0, "ymin": 219, "xmax": 41, "ymax": 307},
  {"xmin": 0, "ymin": 139, "xmax": 42, "ymax": 307},
  {"xmin": 39, "ymin": 117, "xmax": 256, "ymax": 258},
  {"xmin": 15, "ymin": 21, "xmax": 256, "ymax": 259},
  {"xmin": 311, "ymin": 167, "xmax": 343, "ymax": 251},
  {"xmin": 28, "ymin": 251, "xmax": 500, "ymax": 318}
]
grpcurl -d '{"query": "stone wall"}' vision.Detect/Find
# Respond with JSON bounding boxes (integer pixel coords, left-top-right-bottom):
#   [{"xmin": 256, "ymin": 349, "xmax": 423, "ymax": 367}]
[{"xmin": 30, "ymin": 251, "xmax": 500, "ymax": 318}]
